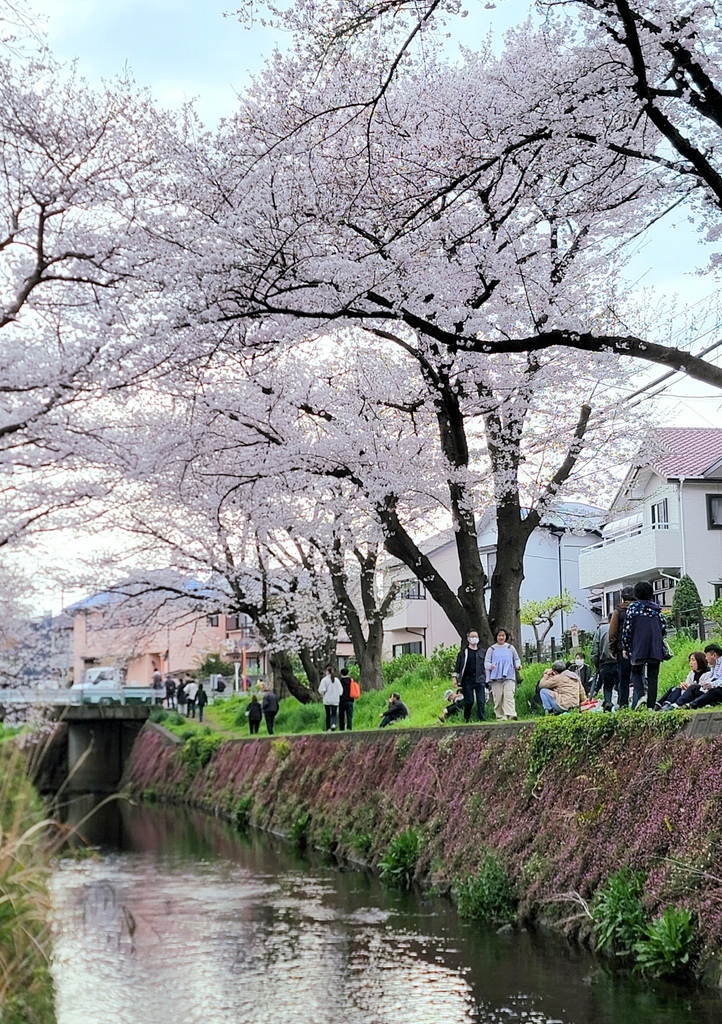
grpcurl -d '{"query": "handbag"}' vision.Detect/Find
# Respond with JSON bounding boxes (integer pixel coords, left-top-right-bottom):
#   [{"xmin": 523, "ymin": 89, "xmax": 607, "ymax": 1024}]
[{"xmin": 662, "ymin": 639, "xmax": 673, "ymax": 661}]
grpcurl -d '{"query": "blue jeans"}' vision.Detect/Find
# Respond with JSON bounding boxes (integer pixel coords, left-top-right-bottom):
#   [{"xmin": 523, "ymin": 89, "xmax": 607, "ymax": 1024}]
[
  {"xmin": 339, "ymin": 700, "xmax": 354, "ymax": 731},
  {"xmin": 540, "ymin": 688, "xmax": 563, "ymax": 714}
]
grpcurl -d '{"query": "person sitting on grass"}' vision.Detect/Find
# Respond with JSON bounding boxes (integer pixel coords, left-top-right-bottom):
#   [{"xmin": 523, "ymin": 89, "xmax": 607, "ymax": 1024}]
[
  {"xmin": 379, "ymin": 692, "xmax": 409, "ymax": 728},
  {"xmin": 663, "ymin": 643, "xmax": 722, "ymax": 710},
  {"xmin": 538, "ymin": 660, "xmax": 586, "ymax": 716},
  {"xmin": 438, "ymin": 686, "xmax": 465, "ymax": 723},
  {"xmin": 656, "ymin": 651, "xmax": 710, "ymax": 710}
]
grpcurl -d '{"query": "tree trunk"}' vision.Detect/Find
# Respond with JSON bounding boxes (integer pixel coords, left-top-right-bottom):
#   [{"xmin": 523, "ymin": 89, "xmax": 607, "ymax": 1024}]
[
  {"xmin": 268, "ymin": 649, "xmax": 317, "ymax": 704},
  {"xmin": 358, "ymin": 618, "xmax": 385, "ymax": 690}
]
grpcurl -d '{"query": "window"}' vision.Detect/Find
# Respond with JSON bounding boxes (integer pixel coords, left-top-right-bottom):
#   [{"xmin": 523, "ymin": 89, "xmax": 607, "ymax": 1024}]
[
  {"xmin": 650, "ymin": 499, "xmax": 668, "ymax": 528},
  {"xmin": 206, "ymin": 614, "xmax": 219, "ymax": 627},
  {"xmin": 714, "ymin": 584, "xmax": 722, "ymax": 601},
  {"xmin": 708, "ymin": 495, "xmax": 722, "ymax": 529},
  {"xmin": 396, "ymin": 579, "xmax": 425, "ymax": 600},
  {"xmin": 392, "ymin": 642, "xmax": 422, "ymax": 658},
  {"xmin": 653, "ymin": 577, "xmax": 674, "ymax": 607},
  {"xmin": 605, "ymin": 589, "xmax": 622, "ymax": 617}
]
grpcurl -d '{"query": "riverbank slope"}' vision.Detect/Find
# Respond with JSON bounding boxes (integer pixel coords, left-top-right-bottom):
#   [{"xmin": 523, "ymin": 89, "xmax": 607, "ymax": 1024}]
[{"xmin": 123, "ymin": 711, "xmax": 722, "ymax": 984}]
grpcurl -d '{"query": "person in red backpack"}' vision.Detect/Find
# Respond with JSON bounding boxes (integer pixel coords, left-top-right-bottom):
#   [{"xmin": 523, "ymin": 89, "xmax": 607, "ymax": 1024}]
[{"xmin": 338, "ymin": 668, "xmax": 358, "ymax": 731}]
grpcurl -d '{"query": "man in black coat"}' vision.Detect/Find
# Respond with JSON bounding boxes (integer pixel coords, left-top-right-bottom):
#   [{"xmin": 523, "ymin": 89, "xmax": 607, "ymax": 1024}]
[{"xmin": 452, "ymin": 629, "xmax": 486, "ymax": 722}]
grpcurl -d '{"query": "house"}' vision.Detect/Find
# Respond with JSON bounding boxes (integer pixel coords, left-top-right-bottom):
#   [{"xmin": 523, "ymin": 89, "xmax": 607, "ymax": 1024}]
[
  {"xmin": 384, "ymin": 502, "xmax": 604, "ymax": 656},
  {"xmin": 70, "ymin": 582, "xmax": 266, "ymax": 686},
  {"xmin": 578, "ymin": 428, "xmax": 722, "ymax": 615}
]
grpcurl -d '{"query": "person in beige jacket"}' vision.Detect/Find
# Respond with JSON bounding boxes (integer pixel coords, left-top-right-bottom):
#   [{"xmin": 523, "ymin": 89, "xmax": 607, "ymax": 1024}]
[{"xmin": 539, "ymin": 660, "xmax": 586, "ymax": 714}]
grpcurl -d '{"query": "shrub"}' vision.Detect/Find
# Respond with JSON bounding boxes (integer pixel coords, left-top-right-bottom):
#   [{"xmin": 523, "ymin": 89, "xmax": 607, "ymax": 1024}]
[
  {"xmin": 379, "ymin": 828, "xmax": 420, "ymax": 888},
  {"xmin": 634, "ymin": 907, "xmax": 697, "ymax": 979},
  {"xmin": 288, "ymin": 811, "xmax": 311, "ymax": 850},
  {"xmin": 234, "ymin": 795, "xmax": 253, "ymax": 830},
  {"xmin": 428, "ymin": 644, "xmax": 459, "ymax": 679},
  {"xmin": 180, "ymin": 734, "xmax": 222, "ymax": 777},
  {"xmin": 382, "ymin": 654, "xmax": 427, "ymax": 687},
  {"xmin": 148, "ymin": 707, "xmax": 168, "ymax": 724},
  {"xmin": 453, "ymin": 851, "xmax": 517, "ymax": 923},
  {"xmin": 593, "ymin": 867, "xmax": 647, "ymax": 958}
]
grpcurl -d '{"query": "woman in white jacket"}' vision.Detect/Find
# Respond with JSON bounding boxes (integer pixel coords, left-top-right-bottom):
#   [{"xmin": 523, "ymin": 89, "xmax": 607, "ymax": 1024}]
[{"xmin": 319, "ymin": 666, "xmax": 343, "ymax": 731}]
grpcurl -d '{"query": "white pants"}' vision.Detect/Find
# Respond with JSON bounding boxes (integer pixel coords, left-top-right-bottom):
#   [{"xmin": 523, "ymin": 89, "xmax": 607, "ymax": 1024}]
[{"xmin": 491, "ymin": 679, "xmax": 517, "ymax": 720}]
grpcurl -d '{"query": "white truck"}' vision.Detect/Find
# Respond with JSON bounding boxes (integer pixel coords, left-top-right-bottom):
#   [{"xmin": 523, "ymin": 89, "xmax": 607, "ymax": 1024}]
[{"xmin": 69, "ymin": 667, "xmax": 158, "ymax": 707}]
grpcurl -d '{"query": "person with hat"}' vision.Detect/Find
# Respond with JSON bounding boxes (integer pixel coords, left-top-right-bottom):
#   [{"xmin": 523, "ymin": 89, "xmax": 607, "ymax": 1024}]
[{"xmin": 438, "ymin": 685, "xmax": 465, "ymax": 723}]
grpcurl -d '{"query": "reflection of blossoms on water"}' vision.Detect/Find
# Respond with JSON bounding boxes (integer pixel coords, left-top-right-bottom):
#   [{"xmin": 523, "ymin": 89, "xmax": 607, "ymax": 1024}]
[{"xmin": 48, "ymin": 802, "xmax": 721, "ymax": 1024}]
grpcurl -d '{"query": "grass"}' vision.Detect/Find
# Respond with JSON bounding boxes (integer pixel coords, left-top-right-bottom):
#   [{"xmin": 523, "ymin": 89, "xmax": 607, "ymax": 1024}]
[{"xmin": 0, "ymin": 730, "xmax": 57, "ymax": 1024}]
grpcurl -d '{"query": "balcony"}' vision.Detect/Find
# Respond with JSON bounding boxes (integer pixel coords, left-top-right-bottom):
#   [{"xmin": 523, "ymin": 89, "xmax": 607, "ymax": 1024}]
[
  {"xmin": 578, "ymin": 524, "xmax": 683, "ymax": 590},
  {"xmin": 384, "ymin": 597, "xmax": 429, "ymax": 632}
]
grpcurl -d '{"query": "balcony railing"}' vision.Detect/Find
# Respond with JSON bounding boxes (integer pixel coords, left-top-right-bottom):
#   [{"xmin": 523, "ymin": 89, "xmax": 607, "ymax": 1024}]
[{"xmin": 587, "ymin": 521, "xmax": 671, "ymax": 552}]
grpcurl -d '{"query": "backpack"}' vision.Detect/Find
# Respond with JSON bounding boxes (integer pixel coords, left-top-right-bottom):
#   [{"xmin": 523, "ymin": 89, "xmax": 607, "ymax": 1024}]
[{"xmin": 349, "ymin": 678, "xmax": 361, "ymax": 699}]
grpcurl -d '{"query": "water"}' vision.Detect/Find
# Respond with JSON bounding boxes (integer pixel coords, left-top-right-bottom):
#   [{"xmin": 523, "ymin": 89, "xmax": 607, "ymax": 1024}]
[{"xmin": 49, "ymin": 799, "xmax": 722, "ymax": 1024}]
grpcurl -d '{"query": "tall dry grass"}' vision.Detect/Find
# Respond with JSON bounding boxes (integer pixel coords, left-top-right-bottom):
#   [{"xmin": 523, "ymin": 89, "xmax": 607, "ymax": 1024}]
[{"xmin": 0, "ymin": 729, "xmax": 57, "ymax": 1024}]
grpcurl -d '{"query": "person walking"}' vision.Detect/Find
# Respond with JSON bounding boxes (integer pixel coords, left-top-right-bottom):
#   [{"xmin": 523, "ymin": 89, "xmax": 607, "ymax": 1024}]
[
  {"xmin": 246, "ymin": 693, "xmax": 263, "ymax": 734},
  {"xmin": 318, "ymin": 666, "xmax": 343, "ymax": 731},
  {"xmin": 338, "ymin": 668, "xmax": 357, "ymax": 732},
  {"xmin": 621, "ymin": 580, "xmax": 667, "ymax": 710},
  {"xmin": 262, "ymin": 687, "xmax": 279, "ymax": 734},
  {"xmin": 452, "ymin": 628, "xmax": 486, "ymax": 722},
  {"xmin": 591, "ymin": 615, "xmax": 618, "ymax": 711},
  {"xmin": 196, "ymin": 682, "xmax": 208, "ymax": 723},
  {"xmin": 176, "ymin": 679, "xmax": 187, "ymax": 714},
  {"xmin": 484, "ymin": 628, "xmax": 522, "ymax": 722},
  {"xmin": 609, "ymin": 586, "xmax": 634, "ymax": 708},
  {"xmin": 185, "ymin": 678, "xmax": 199, "ymax": 718},
  {"xmin": 164, "ymin": 675, "xmax": 176, "ymax": 710}
]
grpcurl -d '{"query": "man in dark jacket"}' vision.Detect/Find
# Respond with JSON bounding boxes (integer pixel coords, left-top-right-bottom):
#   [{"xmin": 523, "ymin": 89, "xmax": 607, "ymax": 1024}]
[
  {"xmin": 338, "ymin": 668, "xmax": 355, "ymax": 732},
  {"xmin": 261, "ymin": 687, "xmax": 279, "ymax": 734},
  {"xmin": 379, "ymin": 692, "xmax": 409, "ymax": 728},
  {"xmin": 452, "ymin": 628, "xmax": 486, "ymax": 722},
  {"xmin": 621, "ymin": 580, "xmax": 667, "ymax": 709},
  {"xmin": 591, "ymin": 615, "xmax": 618, "ymax": 711},
  {"xmin": 609, "ymin": 586, "xmax": 634, "ymax": 708}
]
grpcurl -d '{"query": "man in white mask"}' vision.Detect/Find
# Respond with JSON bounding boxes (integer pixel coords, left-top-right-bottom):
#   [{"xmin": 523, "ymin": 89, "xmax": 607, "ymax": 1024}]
[{"xmin": 452, "ymin": 629, "xmax": 486, "ymax": 723}]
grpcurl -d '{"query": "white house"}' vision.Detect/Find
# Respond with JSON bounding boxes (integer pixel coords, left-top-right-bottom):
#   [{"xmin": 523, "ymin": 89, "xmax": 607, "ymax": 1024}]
[
  {"xmin": 578, "ymin": 428, "xmax": 722, "ymax": 615},
  {"xmin": 384, "ymin": 502, "xmax": 604, "ymax": 656}
]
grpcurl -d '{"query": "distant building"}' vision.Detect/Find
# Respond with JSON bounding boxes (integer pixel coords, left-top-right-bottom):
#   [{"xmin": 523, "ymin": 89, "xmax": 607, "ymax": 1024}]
[
  {"xmin": 384, "ymin": 502, "xmax": 604, "ymax": 656},
  {"xmin": 578, "ymin": 428, "xmax": 722, "ymax": 614},
  {"xmin": 69, "ymin": 580, "xmax": 265, "ymax": 686}
]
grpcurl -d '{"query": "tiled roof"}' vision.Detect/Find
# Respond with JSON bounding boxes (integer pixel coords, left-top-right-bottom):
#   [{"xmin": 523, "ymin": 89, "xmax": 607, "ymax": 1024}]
[{"xmin": 651, "ymin": 428, "xmax": 722, "ymax": 479}]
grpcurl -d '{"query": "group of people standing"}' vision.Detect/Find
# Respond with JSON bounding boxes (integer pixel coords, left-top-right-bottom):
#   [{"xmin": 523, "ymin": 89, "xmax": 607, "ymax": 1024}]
[
  {"xmin": 448, "ymin": 627, "xmax": 523, "ymax": 723},
  {"xmin": 592, "ymin": 580, "xmax": 673, "ymax": 710},
  {"xmin": 318, "ymin": 666, "xmax": 359, "ymax": 731}
]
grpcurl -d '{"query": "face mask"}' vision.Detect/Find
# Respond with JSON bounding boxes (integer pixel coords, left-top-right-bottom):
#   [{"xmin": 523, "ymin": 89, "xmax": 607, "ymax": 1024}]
[
  {"xmin": 575, "ymin": 658, "xmax": 584, "ymax": 666},
  {"xmin": 468, "ymin": 636, "xmax": 479, "ymax": 646}
]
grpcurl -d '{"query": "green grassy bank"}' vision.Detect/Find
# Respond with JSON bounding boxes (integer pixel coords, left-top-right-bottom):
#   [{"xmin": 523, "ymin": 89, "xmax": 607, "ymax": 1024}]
[
  {"xmin": 153, "ymin": 637, "xmax": 710, "ymax": 742},
  {"xmin": 124, "ymin": 703, "xmax": 722, "ymax": 987}
]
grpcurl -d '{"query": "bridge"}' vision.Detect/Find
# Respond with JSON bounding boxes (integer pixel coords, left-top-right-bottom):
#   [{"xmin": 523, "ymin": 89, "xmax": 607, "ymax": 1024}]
[{"xmin": 33, "ymin": 705, "xmax": 152, "ymax": 795}]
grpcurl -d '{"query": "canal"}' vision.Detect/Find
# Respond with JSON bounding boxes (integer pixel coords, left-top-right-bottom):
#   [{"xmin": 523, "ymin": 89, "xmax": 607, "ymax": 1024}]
[{"xmin": 49, "ymin": 799, "xmax": 722, "ymax": 1024}]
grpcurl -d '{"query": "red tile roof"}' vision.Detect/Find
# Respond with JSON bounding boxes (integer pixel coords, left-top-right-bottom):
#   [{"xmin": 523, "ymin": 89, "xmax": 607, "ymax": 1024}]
[{"xmin": 652, "ymin": 428, "xmax": 722, "ymax": 479}]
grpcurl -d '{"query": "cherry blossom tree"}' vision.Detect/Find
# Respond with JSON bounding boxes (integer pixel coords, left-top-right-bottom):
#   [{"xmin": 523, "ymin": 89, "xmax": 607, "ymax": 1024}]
[{"xmin": 224, "ymin": 0, "xmax": 722, "ymax": 388}]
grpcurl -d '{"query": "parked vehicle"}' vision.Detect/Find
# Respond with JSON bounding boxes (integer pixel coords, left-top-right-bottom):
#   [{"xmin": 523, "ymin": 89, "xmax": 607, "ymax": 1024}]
[{"xmin": 69, "ymin": 667, "xmax": 156, "ymax": 706}]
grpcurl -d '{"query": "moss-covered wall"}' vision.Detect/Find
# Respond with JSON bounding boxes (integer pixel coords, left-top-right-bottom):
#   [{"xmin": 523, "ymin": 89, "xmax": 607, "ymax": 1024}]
[{"xmin": 123, "ymin": 714, "xmax": 722, "ymax": 973}]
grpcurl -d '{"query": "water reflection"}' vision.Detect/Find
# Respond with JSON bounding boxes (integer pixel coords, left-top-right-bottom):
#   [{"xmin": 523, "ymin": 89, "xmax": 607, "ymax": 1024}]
[{"xmin": 50, "ymin": 801, "xmax": 722, "ymax": 1024}]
